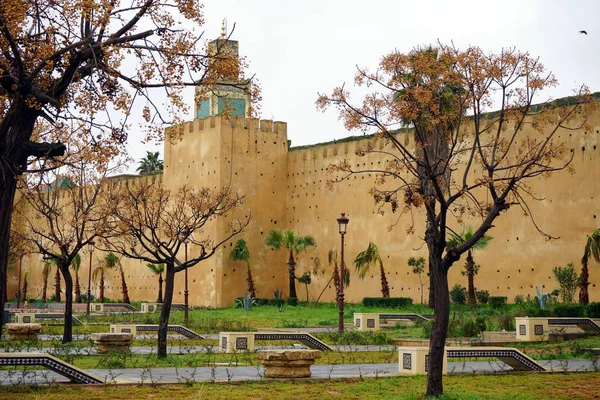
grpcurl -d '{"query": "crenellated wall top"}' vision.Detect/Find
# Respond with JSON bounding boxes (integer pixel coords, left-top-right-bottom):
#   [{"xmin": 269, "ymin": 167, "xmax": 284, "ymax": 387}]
[{"xmin": 176, "ymin": 115, "xmax": 287, "ymax": 136}]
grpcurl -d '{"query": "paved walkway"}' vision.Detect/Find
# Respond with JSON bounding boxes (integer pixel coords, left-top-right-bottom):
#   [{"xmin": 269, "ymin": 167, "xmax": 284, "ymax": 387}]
[{"xmin": 1, "ymin": 359, "xmax": 599, "ymax": 386}]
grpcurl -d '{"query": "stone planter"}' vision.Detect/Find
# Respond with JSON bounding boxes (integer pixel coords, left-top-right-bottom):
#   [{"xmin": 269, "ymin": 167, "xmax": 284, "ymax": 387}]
[
  {"xmin": 91, "ymin": 333, "xmax": 134, "ymax": 354},
  {"xmin": 256, "ymin": 349, "xmax": 321, "ymax": 378},
  {"xmin": 5, "ymin": 323, "xmax": 42, "ymax": 341}
]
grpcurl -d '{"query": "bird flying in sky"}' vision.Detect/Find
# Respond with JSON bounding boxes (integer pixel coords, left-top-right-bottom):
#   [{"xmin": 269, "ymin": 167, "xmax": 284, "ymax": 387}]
[{"xmin": 579, "ymin": 30, "xmax": 588, "ymax": 35}]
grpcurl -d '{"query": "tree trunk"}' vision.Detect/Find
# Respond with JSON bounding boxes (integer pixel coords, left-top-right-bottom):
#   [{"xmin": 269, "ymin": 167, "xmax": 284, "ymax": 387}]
[
  {"xmin": 287, "ymin": 252, "xmax": 297, "ymax": 299},
  {"xmin": 246, "ymin": 261, "xmax": 256, "ymax": 298},
  {"xmin": 466, "ymin": 251, "xmax": 476, "ymax": 307},
  {"xmin": 157, "ymin": 273, "xmax": 163, "ymax": 303},
  {"xmin": 428, "ymin": 255, "xmax": 436, "ymax": 308},
  {"xmin": 22, "ymin": 275, "xmax": 28, "ymax": 303},
  {"xmin": 42, "ymin": 270, "xmax": 49, "ymax": 304},
  {"xmin": 54, "ymin": 266, "xmax": 61, "ymax": 302},
  {"xmin": 75, "ymin": 273, "xmax": 82, "ymax": 303},
  {"xmin": 379, "ymin": 263, "xmax": 390, "ymax": 298},
  {"xmin": 426, "ymin": 250, "xmax": 450, "ymax": 397},
  {"xmin": 0, "ymin": 175, "xmax": 17, "ymax": 327},
  {"xmin": 158, "ymin": 264, "xmax": 175, "ymax": 358},
  {"xmin": 120, "ymin": 267, "xmax": 130, "ymax": 304},
  {"xmin": 59, "ymin": 263, "xmax": 74, "ymax": 343},
  {"xmin": 99, "ymin": 270, "xmax": 105, "ymax": 303},
  {"xmin": 579, "ymin": 260, "xmax": 590, "ymax": 305}
]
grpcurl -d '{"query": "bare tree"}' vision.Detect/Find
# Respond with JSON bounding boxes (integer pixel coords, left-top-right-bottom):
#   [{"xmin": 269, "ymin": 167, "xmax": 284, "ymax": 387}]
[
  {"xmin": 102, "ymin": 180, "xmax": 248, "ymax": 357},
  {"xmin": 317, "ymin": 43, "xmax": 594, "ymax": 396},
  {"xmin": 14, "ymin": 161, "xmax": 116, "ymax": 343}
]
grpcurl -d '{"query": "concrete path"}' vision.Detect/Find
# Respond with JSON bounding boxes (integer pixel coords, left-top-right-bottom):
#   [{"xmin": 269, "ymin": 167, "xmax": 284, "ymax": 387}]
[{"xmin": 1, "ymin": 359, "xmax": 599, "ymax": 386}]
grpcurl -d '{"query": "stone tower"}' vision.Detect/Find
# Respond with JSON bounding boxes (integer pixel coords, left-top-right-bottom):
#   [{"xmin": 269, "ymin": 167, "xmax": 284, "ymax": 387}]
[{"xmin": 194, "ymin": 21, "xmax": 251, "ymax": 119}]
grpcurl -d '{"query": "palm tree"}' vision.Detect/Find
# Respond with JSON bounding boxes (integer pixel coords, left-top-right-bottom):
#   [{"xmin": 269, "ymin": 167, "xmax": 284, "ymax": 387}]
[
  {"xmin": 447, "ymin": 227, "xmax": 492, "ymax": 307},
  {"xmin": 580, "ymin": 229, "xmax": 600, "ymax": 305},
  {"xmin": 41, "ymin": 260, "xmax": 51, "ymax": 304},
  {"xmin": 230, "ymin": 239, "xmax": 256, "ymax": 298},
  {"xmin": 105, "ymin": 252, "xmax": 130, "ymax": 304},
  {"xmin": 314, "ymin": 248, "xmax": 350, "ymax": 304},
  {"xmin": 265, "ymin": 229, "xmax": 316, "ymax": 299},
  {"xmin": 136, "ymin": 151, "xmax": 164, "ymax": 175},
  {"xmin": 146, "ymin": 263, "xmax": 165, "ymax": 303},
  {"xmin": 71, "ymin": 254, "xmax": 82, "ymax": 303},
  {"xmin": 354, "ymin": 242, "xmax": 390, "ymax": 298}
]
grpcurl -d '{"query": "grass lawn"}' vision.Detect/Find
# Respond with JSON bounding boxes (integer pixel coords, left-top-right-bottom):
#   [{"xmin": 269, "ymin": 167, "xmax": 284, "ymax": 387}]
[{"xmin": 1, "ymin": 373, "xmax": 599, "ymax": 399}]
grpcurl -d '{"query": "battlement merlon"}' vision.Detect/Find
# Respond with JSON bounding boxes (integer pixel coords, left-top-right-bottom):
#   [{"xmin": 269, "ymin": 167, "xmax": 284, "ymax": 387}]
[{"xmin": 167, "ymin": 115, "xmax": 288, "ymax": 137}]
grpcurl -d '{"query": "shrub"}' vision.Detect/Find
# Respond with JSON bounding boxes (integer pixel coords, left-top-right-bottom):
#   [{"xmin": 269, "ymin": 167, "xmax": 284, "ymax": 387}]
[
  {"xmin": 362, "ymin": 297, "xmax": 413, "ymax": 308},
  {"xmin": 497, "ymin": 313, "xmax": 515, "ymax": 331},
  {"xmin": 249, "ymin": 298, "xmax": 284, "ymax": 307},
  {"xmin": 553, "ymin": 303, "xmax": 586, "ymax": 317},
  {"xmin": 286, "ymin": 297, "xmax": 299, "ymax": 306},
  {"xmin": 459, "ymin": 319, "xmax": 480, "ymax": 337},
  {"xmin": 450, "ymin": 284, "xmax": 467, "ymax": 305},
  {"xmin": 476, "ymin": 289, "xmax": 490, "ymax": 304},
  {"xmin": 513, "ymin": 294, "xmax": 525, "ymax": 305},
  {"xmin": 552, "ymin": 263, "xmax": 580, "ymax": 304},
  {"xmin": 587, "ymin": 302, "xmax": 600, "ymax": 318},
  {"xmin": 489, "ymin": 296, "xmax": 507, "ymax": 309}
]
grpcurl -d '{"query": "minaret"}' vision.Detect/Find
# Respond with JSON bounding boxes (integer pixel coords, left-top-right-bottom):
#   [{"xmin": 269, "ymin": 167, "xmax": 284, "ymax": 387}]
[{"xmin": 195, "ymin": 19, "xmax": 251, "ymax": 119}]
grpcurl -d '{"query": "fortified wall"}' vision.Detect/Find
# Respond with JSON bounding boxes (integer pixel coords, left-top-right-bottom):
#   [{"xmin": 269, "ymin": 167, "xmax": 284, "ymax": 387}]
[{"xmin": 8, "ymin": 106, "xmax": 600, "ymax": 307}]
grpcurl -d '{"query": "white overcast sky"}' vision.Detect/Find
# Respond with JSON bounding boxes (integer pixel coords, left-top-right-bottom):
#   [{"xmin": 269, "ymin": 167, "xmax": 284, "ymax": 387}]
[{"xmin": 127, "ymin": 0, "xmax": 600, "ymax": 171}]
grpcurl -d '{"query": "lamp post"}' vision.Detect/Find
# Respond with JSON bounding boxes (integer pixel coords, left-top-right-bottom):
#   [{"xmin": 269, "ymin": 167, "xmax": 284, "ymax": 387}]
[
  {"xmin": 337, "ymin": 213, "xmax": 349, "ymax": 333},
  {"xmin": 86, "ymin": 240, "xmax": 94, "ymax": 316}
]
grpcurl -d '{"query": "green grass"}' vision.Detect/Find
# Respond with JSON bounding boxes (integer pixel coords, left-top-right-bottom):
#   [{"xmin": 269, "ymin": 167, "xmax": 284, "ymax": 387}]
[{"xmin": 1, "ymin": 373, "xmax": 600, "ymax": 399}]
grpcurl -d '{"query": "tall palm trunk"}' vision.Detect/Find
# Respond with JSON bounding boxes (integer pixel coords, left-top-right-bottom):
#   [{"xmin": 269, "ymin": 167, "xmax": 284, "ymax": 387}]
[
  {"xmin": 246, "ymin": 260, "xmax": 256, "ymax": 298},
  {"xmin": 466, "ymin": 251, "xmax": 476, "ymax": 307},
  {"xmin": 287, "ymin": 251, "xmax": 298, "ymax": 299},
  {"xmin": 579, "ymin": 258, "xmax": 590, "ymax": 305},
  {"xmin": 42, "ymin": 269, "xmax": 49, "ymax": 304},
  {"xmin": 99, "ymin": 270, "xmax": 105, "ymax": 303},
  {"xmin": 75, "ymin": 272, "xmax": 82, "ymax": 303},
  {"xmin": 120, "ymin": 267, "xmax": 130, "ymax": 304},
  {"xmin": 157, "ymin": 273, "xmax": 163, "ymax": 303},
  {"xmin": 379, "ymin": 263, "xmax": 390, "ymax": 298},
  {"xmin": 0, "ymin": 175, "xmax": 17, "ymax": 327},
  {"xmin": 54, "ymin": 266, "xmax": 61, "ymax": 302}
]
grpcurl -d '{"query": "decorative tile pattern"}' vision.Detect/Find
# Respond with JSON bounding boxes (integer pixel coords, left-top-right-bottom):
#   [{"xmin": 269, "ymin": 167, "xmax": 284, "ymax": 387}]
[
  {"xmin": 122, "ymin": 328, "xmax": 131, "ymax": 333},
  {"xmin": 130, "ymin": 325, "xmax": 204, "ymax": 339},
  {"xmin": 367, "ymin": 319, "xmax": 376, "ymax": 328},
  {"xmin": 519, "ymin": 324, "xmax": 526, "ymax": 336},
  {"xmin": 402, "ymin": 353, "xmax": 412, "ymax": 370},
  {"xmin": 548, "ymin": 318, "xmax": 600, "ymax": 334},
  {"xmin": 254, "ymin": 333, "xmax": 332, "ymax": 351},
  {"xmin": 446, "ymin": 349, "xmax": 545, "ymax": 371},
  {"xmin": 355, "ymin": 318, "xmax": 360, "ymax": 328},
  {"xmin": 379, "ymin": 313, "xmax": 430, "ymax": 322},
  {"xmin": 534, "ymin": 325, "xmax": 544, "ymax": 336},
  {"xmin": 22, "ymin": 316, "xmax": 31, "ymax": 323},
  {"xmin": 148, "ymin": 306, "xmax": 154, "ymax": 312},
  {"xmin": 236, "ymin": 337, "xmax": 248, "ymax": 350},
  {"xmin": 0, "ymin": 355, "xmax": 102, "ymax": 384},
  {"xmin": 95, "ymin": 305, "xmax": 101, "ymax": 311},
  {"xmin": 221, "ymin": 336, "xmax": 228, "ymax": 350}
]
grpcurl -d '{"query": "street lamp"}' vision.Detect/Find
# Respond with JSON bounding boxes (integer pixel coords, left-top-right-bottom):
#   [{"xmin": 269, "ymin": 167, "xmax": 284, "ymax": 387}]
[
  {"xmin": 180, "ymin": 229, "xmax": 190, "ymax": 326},
  {"xmin": 337, "ymin": 213, "xmax": 349, "ymax": 333},
  {"xmin": 86, "ymin": 240, "xmax": 94, "ymax": 316}
]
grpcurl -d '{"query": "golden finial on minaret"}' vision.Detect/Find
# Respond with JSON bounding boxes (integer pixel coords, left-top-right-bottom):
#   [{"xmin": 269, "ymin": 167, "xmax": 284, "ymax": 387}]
[{"xmin": 221, "ymin": 18, "xmax": 227, "ymax": 38}]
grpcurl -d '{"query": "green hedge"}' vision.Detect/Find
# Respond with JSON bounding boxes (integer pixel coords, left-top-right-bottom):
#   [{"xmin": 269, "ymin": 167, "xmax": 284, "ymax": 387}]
[
  {"xmin": 587, "ymin": 302, "xmax": 600, "ymax": 318},
  {"xmin": 489, "ymin": 296, "xmax": 507, "ymax": 309},
  {"xmin": 362, "ymin": 297, "xmax": 413, "ymax": 308},
  {"xmin": 553, "ymin": 303, "xmax": 586, "ymax": 317}
]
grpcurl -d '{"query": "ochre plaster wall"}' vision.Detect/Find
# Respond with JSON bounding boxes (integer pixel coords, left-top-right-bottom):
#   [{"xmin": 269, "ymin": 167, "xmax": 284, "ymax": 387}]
[{"xmin": 8, "ymin": 107, "xmax": 600, "ymax": 307}]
